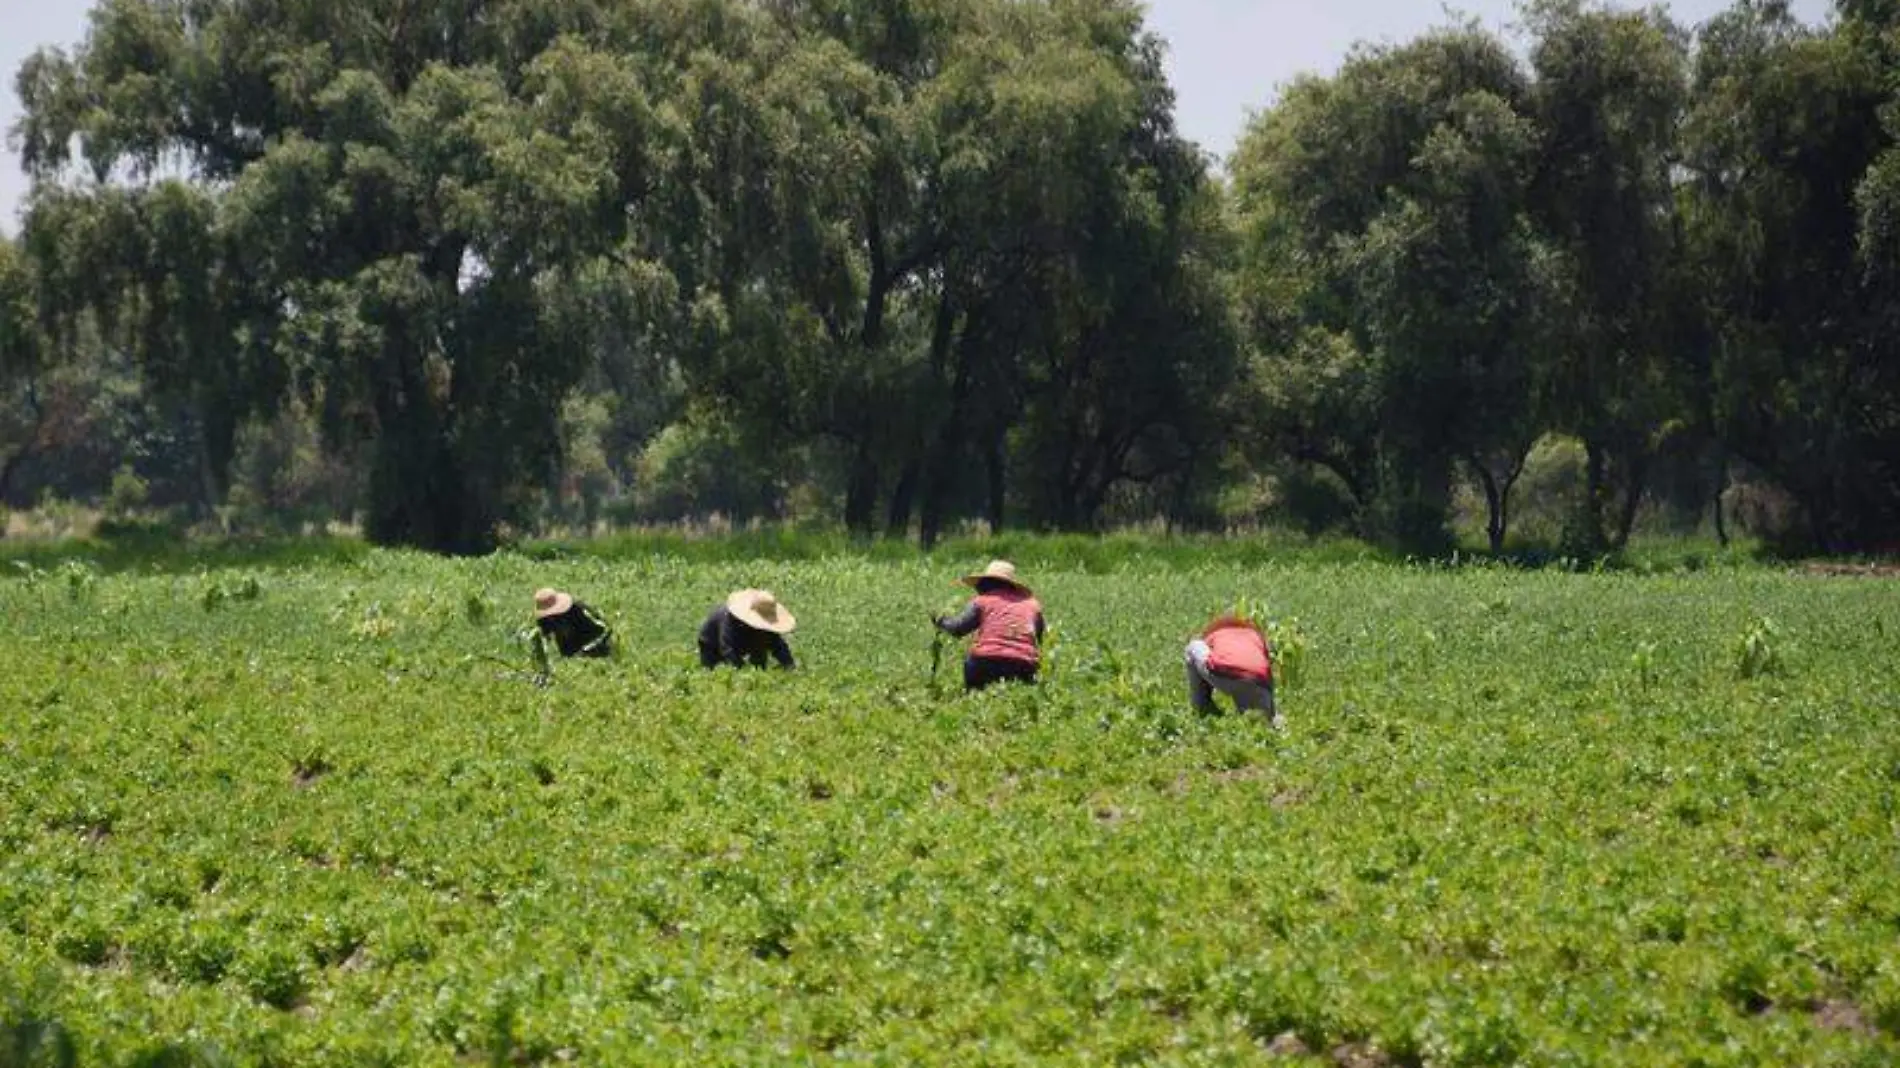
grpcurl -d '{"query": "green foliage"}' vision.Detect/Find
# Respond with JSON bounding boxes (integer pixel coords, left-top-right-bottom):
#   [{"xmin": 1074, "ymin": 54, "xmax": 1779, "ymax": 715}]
[
  {"xmin": 1510, "ymin": 435, "xmax": 1589, "ymax": 546},
  {"xmin": 55, "ymin": 561, "xmax": 95, "ymax": 602},
  {"xmin": 1222, "ymin": 595, "xmax": 1309, "ymax": 689},
  {"xmin": 464, "ymin": 592, "xmax": 493, "ymax": 626},
  {"xmin": 1230, "ymin": 27, "xmax": 1549, "ymax": 553},
  {"xmin": 1683, "ymin": 0, "xmax": 1900, "ymax": 553},
  {"xmin": 1, "ymin": 545, "xmax": 1894, "ymax": 1062},
  {"xmin": 14, "ymin": 0, "xmax": 680, "ymax": 554},
  {"xmin": 234, "ymin": 945, "xmax": 308, "ymax": 1011},
  {"xmin": 5, "ymin": 0, "xmax": 1898, "ymax": 554},
  {"xmin": 1, "ymin": 999, "xmax": 75, "ymax": 1068},
  {"xmin": 1266, "ymin": 617, "xmax": 1311, "ymax": 691},
  {"xmin": 631, "ymin": 418, "xmax": 792, "ymax": 525},
  {"xmin": 0, "ymin": 237, "xmax": 43, "ymax": 380},
  {"xmin": 1631, "ymin": 639, "xmax": 1660, "ymax": 691},
  {"xmin": 197, "ymin": 574, "xmax": 259, "ymax": 614},
  {"xmin": 103, "ymin": 466, "xmax": 147, "ymax": 519},
  {"xmin": 524, "ymin": 626, "xmax": 553, "ymax": 687},
  {"xmin": 1737, "ymin": 615, "xmax": 1786, "ymax": 679}
]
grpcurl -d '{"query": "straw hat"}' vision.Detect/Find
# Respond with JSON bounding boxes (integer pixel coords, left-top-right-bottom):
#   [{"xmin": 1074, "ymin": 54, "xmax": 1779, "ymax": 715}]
[
  {"xmin": 727, "ymin": 589, "xmax": 796, "ymax": 634},
  {"xmin": 961, "ymin": 559, "xmax": 1030, "ymax": 593},
  {"xmin": 533, "ymin": 587, "xmax": 574, "ymax": 619}
]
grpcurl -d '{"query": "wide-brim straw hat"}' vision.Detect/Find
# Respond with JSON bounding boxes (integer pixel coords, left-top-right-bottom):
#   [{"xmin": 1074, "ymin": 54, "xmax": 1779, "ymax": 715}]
[
  {"xmin": 961, "ymin": 559, "xmax": 1030, "ymax": 594},
  {"xmin": 728, "ymin": 589, "xmax": 796, "ymax": 634},
  {"xmin": 533, "ymin": 587, "xmax": 574, "ymax": 619}
]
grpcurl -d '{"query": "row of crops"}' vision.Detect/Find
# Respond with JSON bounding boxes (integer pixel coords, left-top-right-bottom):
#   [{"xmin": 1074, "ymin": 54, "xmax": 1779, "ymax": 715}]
[{"xmin": 2, "ymin": 549, "xmax": 1897, "ymax": 1064}]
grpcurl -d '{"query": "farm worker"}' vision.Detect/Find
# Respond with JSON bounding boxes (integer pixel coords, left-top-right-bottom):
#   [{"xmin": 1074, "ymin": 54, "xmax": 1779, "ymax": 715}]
[
  {"xmin": 699, "ymin": 589, "xmax": 797, "ymax": 669},
  {"xmin": 532, "ymin": 588, "xmax": 614, "ymax": 658},
  {"xmin": 932, "ymin": 560, "xmax": 1045, "ymax": 691},
  {"xmin": 1186, "ymin": 613, "xmax": 1278, "ymax": 727}
]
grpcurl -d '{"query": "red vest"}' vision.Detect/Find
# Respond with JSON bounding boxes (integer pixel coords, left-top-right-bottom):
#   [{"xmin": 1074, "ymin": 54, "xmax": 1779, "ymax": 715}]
[
  {"xmin": 1204, "ymin": 620, "xmax": 1271, "ymax": 682},
  {"xmin": 971, "ymin": 591, "xmax": 1042, "ymax": 664}
]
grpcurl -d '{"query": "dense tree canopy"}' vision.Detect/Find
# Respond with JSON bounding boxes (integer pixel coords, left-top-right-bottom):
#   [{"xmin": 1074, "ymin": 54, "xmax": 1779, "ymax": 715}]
[
  {"xmin": 1229, "ymin": 0, "xmax": 1898, "ymax": 553},
  {"xmin": 2, "ymin": 0, "xmax": 1896, "ymax": 554},
  {"xmin": 1232, "ymin": 26, "xmax": 1548, "ymax": 551}
]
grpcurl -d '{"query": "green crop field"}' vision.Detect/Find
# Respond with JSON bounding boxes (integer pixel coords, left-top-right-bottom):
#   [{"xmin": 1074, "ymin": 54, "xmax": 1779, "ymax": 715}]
[{"xmin": 2, "ymin": 543, "xmax": 1898, "ymax": 1066}]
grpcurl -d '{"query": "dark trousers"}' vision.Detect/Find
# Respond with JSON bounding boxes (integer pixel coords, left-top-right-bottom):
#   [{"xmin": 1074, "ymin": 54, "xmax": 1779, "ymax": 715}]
[{"xmin": 965, "ymin": 656, "xmax": 1038, "ymax": 691}]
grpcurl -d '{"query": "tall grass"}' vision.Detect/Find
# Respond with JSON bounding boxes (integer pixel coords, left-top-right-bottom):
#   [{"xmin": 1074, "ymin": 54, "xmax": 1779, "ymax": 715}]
[
  {"xmin": 524, "ymin": 526, "xmax": 1398, "ymax": 571},
  {"xmin": 0, "ymin": 526, "xmax": 369, "ymax": 577},
  {"xmin": 0, "ymin": 519, "xmax": 1798, "ymax": 579}
]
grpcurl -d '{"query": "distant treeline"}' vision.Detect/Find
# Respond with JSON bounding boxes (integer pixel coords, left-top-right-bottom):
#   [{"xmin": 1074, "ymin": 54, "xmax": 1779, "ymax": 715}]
[{"xmin": 0, "ymin": 0, "xmax": 1895, "ymax": 555}]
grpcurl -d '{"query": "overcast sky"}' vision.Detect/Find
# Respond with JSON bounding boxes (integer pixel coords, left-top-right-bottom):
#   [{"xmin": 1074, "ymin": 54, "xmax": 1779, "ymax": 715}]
[{"xmin": 0, "ymin": 0, "xmax": 1835, "ymax": 233}]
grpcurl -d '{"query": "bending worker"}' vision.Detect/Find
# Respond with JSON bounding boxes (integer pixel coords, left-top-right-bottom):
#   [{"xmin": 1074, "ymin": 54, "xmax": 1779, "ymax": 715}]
[
  {"xmin": 699, "ymin": 589, "xmax": 797, "ymax": 669},
  {"xmin": 1186, "ymin": 612, "xmax": 1278, "ymax": 727},
  {"xmin": 532, "ymin": 588, "xmax": 614, "ymax": 658},
  {"xmin": 933, "ymin": 560, "xmax": 1044, "ymax": 691}
]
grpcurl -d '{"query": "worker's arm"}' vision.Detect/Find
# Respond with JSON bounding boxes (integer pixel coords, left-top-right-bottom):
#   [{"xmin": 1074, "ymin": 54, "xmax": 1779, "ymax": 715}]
[
  {"xmin": 697, "ymin": 610, "xmax": 723, "ymax": 668},
  {"xmin": 1034, "ymin": 611, "xmax": 1046, "ymax": 645},
  {"xmin": 528, "ymin": 628, "xmax": 553, "ymax": 686},
  {"xmin": 718, "ymin": 613, "xmax": 748, "ymax": 665},
  {"xmin": 933, "ymin": 601, "xmax": 982, "ymax": 638},
  {"xmin": 578, "ymin": 606, "xmax": 613, "ymax": 656},
  {"xmin": 770, "ymin": 634, "xmax": 796, "ymax": 669}
]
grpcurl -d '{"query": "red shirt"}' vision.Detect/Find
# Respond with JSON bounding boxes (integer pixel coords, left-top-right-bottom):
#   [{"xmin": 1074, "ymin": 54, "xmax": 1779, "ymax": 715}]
[
  {"xmin": 1203, "ymin": 619, "xmax": 1271, "ymax": 683},
  {"xmin": 969, "ymin": 590, "xmax": 1043, "ymax": 665}
]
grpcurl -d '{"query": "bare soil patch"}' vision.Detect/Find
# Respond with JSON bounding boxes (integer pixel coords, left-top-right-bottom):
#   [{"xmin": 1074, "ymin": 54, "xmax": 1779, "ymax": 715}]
[
  {"xmin": 1264, "ymin": 1031, "xmax": 1310, "ymax": 1057},
  {"xmin": 1330, "ymin": 1041, "xmax": 1393, "ymax": 1067},
  {"xmin": 1813, "ymin": 998, "xmax": 1875, "ymax": 1035},
  {"xmin": 291, "ymin": 762, "xmax": 332, "ymax": 788},
  {"xmin": 1211, "ymin": 765, "xmax": 1268, "ymax": 784}
]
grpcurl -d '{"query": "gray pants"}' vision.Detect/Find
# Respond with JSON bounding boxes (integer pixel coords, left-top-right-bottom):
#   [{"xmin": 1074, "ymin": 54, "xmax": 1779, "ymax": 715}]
[{"xmin": 1186, "ymin": 639, "xmax": 1280, "ymax": 726}]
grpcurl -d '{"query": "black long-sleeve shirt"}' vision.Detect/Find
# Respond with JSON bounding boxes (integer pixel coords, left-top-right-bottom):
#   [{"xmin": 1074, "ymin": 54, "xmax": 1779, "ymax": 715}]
[
  {"xmin": 697, "ymin": 605, "xmax": 795, "ymax": 669},
  {"xmin": 536, "ymin": 602, "xmax": 613, "ymax": 658}
]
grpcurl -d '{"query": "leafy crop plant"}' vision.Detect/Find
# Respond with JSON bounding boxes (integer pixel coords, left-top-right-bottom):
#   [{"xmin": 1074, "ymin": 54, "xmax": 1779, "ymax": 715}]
[{"xmin": 0, "ymin": 546, "xmax": 1895, "ymax": 1064}]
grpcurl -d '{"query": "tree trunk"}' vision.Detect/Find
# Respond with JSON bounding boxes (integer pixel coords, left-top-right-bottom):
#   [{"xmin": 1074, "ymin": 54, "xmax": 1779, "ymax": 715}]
[
  {"xmin": 196, "ymin": 388, "xmax": 246, "ymax": 523},
  {"xmin": 843, "ymin": 444, "xmax": 880, "ymax": 537},
  {"xmin": 195, "ymin": 419, "xmax": 224, "ymax": 527},
  {"xmin": 919, "ymin": 483, "xmax": 947, "ymax": 549},
  {"xmin": 919, "ymin": 296, "xmax": 972, "ymax": 550},
  {"xmin": 0, "ymin": 445, "xmax": 28, "ymax": 513},
  {"xmin": 1611, "ymin": 452, "xmax": 1648, "ymax": 551},
  {"xmin": 1582, "ymin": 438, "xmax": 1610, "ymax": 554},
  {"xmin": 985, "ymin": 437, "xmax": 1007, "ymax": 534},
  {"xmin": 885, "ymin": 459, "xmax": 919, "ymax": 539},
  {"xmin": 1167, "ymin": 455, "xmax": 1196, "ymax": 534},
  {"xmin": 366, "ymin": 430, "xmax": 496, "ymax": 556},
  {"xmin": 1473, "ymin": 461, "xmax": 1507, "ymax": 555},
  {"xmin": 1712, "ymin": 449, "xmax": 1729, "ymax": 548},
  {"xmin": 1807, "ymin": 491, "xmax": 1834, "ymax": 556},
  {"xmin": 354, "ymin": 244, "xmax": 502, "ymax": 556},
  {"xmin": 0, "ymin": 379, "xmax": 46, "ymax": 512},
  {"xmin": 364, "ymin": 341, "xmax": 495, "ymax": 556},
  {"xmin": 920, "ymin": 434, "xmax": 962, "ymax": 550}
]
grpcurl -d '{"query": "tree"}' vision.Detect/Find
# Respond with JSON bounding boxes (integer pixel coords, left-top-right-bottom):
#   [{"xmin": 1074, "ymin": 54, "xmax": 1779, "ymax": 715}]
[
  {"xmin": 1346, "ymin": 86, "xmax": 1548, "ymax": 553},
  {"xmin": 14, "ymin": 0, "xmax": 672, "ymax": 553},
  {"xmin": 1524, "ymin": 0, "xmax": 1693, "ymax": 553},
  {"xmin": 999, "ymin": 4, "xmax": 1240, "ymax": 533},
  {"xmin": 1231, "ymin": 26, "xmax": 1545, "ymax": 552},
  {"xmin": 17, "ymin": 183, "xmax": 267, "ymax": 519},
  {"xmin": 662, "ymin": 0, "xmax": 1231, "ymax": 539},
  {"xmin": 1846, "ymin": 0, "xmax": 1900, "ymax": 548},
  {"xmin": 1681, "ymin": 0, "xmax": 1896, "ymax": 551},
  {"xmin": 0, "ymin": 236, "xmax": 46, "ymax": 503},
  {"xmin": 0, "ymin": 238, "xmax": 37, "ymax": 387}
]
